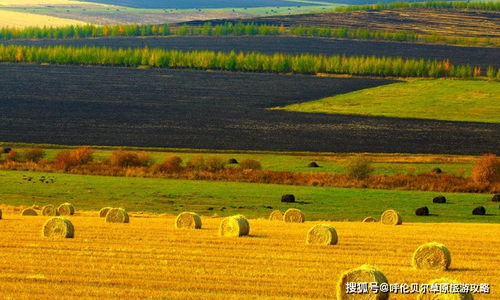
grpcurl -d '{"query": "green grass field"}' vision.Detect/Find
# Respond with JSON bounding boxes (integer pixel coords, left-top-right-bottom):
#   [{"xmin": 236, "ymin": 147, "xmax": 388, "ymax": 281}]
[
  {"xmin": 277, "ymin": 80, "xmax": 500, "ymax": 123},
  {"xmin": 1, "ymin": 170, "xmax": 497, "ymax": 223},
  {"xmin": 1, "ymin": 143, "xmax": 476, "ymax": 176}
]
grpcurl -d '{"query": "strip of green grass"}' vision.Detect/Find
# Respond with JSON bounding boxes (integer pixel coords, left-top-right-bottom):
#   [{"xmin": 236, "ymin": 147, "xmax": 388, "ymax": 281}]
[
  {"xmin": 276, "ymin": 80, "xmax": 500, "ymax": 123},
  {"xmin": 1, "ymin": 170, "xmax": 497, "ymax": 223},
  {"xmin": 0, "ymin": 143, "xmax": 475, "ymax": 176}
]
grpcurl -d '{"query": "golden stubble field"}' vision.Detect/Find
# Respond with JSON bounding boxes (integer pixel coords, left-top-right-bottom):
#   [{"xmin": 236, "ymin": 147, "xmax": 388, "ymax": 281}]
[{"xmin": 0, "ymin": 209, "xmax": 498, "ymax": 299}]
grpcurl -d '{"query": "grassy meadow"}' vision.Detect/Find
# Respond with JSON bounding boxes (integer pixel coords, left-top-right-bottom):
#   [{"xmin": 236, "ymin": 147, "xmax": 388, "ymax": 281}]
[
  {"xmin": 1, "ymin": 170, "xmax": 497, "ymax": 223},
  {"xmin": 277, "ymin": 79, "xmax": 500, "ymax": 123},
  {"xmin": 0, "ymin": 213, "xmax": 498, "ymax": 298}
]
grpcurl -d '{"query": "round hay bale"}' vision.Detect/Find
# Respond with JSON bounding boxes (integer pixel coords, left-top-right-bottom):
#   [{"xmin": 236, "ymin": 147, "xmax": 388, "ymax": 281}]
[
  {"xmin": 22, "ymin": 208, "xmax": 38, "ymax": 216},
  {"xmin": 58, "ymin": 203, "xmax": 74, "ymax": 216},
  {"xmin": 491, "ymin": 194, "xmax": 500, "ymax": 202},
  {"xmin": 306, "ymin": 224, "xmax": 338, "ymax": 245},
  {"xmin": 42, "ymin": 217, "xmax": 74, "ymax": 238},
  {"xmin": 362, "ymin": 216, "xmax": 377, "ymax": 222},
  {"xmin": 269, "ymin": 210, "xmax": 283, "ymax": 221},
  {"xmin": 472, "ymin": 206, "xmax": 486, "ymax": 215},
  {"xmin": 337, "ymin": 264, "xmax": 389, "ymax": 300},
  {"xmin": 417, "ymin": 278, "xmax": 474, "ymax": 300},
  {"xmin": 42, "ymin": 205, "xmax": 59, "ymax": 216},
  {"xmin": 415, "ymin": 206, "xmax": 430, "ymax": 216},
  {"xmin": 281, "ymin": 194, "xmax": 295, "ymax": 203},
  {"xmin": 99, "ymin": 207, "xmax": 112, "ymax": 218},
  {"xmin": 308, "ymin": 161, "xmax": 320, "ymax": 168},
  {"xmin": 432, "ymin": 167, "xmax": 442, "ymax": 174},
  {"xmin": 175, "ymin": 212, "xmax": 202, "ymax": 229},
  {"xmin": 218, "ymin": 216, "xmax": 248, "ymax": 237},
  {"xmin": 105, "ymin": 208, "xmax": 129, "ymax": 223},
  {"xmin": 283, "ymin": 208, "xmax": 305, "ymax": 223},
  {"xmin": 3, "ymin": 147, "xmax": 11, "ymax": 154},
  {"xmin": 0, "ymin": 209, "xmax": 2, "ymax": 220},
  {"xmin": 232, "ymin": 214, "xmax": 250, "ymax": 235},
  {"xmin": 380, "ymin": 209, "xmax": 402, "ymax": 225},
  {"xmin": 412, "ymin": 242, "xmax": 451, "ymax": 270},
  {"xmin": 228, "ymin": 158, "xmax": 238, "ymax": 164},
  {"xmin": 433, "ymin": 196, "xmax": 447, "ymax": 204}
]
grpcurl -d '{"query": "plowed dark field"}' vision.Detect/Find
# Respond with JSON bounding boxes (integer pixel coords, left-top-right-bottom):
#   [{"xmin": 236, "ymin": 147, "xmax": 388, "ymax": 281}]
[
  {"xmin": 1, "ymin": 64, "xmax": 498, "ymax": 154},
  {"xmin": 5, "ymin": 36, "xmax": 498, "ymax": 69}
]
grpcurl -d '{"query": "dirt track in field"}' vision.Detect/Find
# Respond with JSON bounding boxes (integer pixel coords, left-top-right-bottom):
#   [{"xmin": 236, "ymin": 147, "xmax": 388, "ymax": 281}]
[
  {"xmin": 4, "ymin": 36, "xmax": 499, "ymax": 69},
  {"xmin": 0, "ymin": 64, "xmax": 498, "ymax": 154}
]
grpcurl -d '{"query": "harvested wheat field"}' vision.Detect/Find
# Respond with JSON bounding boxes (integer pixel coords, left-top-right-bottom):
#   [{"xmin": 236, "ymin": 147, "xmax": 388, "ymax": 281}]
[
  {"xmin": 0, "ymin": 9, "xmax": 86, "ymax": 28},
  {"xmin": 0, "ymin": 211, "xmax": 498, "ymax": 299}
]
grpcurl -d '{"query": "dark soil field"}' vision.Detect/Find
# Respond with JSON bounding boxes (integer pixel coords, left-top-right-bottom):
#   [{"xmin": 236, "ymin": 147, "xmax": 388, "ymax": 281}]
[
  {"xmin": 0, "ymin": 64, "xmax": 498, "ymax": 154},
  {"xmin": 76, "ymin": 0, "xmax": 313, "ymax": 9},
  {"xmin": 4, "ymin": 36, "xmax": 499, "ymax": 69},
  {"xmin": 205, "ymin": 8, "xmax": 500, "ymax": 39}
]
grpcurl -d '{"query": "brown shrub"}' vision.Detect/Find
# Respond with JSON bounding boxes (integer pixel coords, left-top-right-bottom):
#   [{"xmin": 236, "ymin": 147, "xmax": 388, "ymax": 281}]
[
  {"xmin": 345, "ymin": 156, "xmax": 374, "ymax": 180},
  {"xmin": 5, "ymin": 150, "xmax": 20, "ymax": 161},
  {"xmin": 110, "ymin": 150, "xmax": 151, "ymax": 167},
  {"xmin": 471, "ymin": 154, "xmax": 500, "ymax": 185},
  {"xmin": 239, "ymin": 159, "xmax": 262, "ymax": 170},
  {"xmin": 53, "ymin": 147, "xmax": 94, "ymax": 170},
  {"xmin": 153, "ymin": 155, "xmax": 183, "ymax": 173},
  {"xmin": 186, "ymin": 155, "xmax": 206, "ymax": 170},
  {"xmin": 205, "ymin": 156, "xmax": 226, "ymax": 171},
  {"xmin": 21, "ymin": 148, "xmax": 45, "ymax": 162}
]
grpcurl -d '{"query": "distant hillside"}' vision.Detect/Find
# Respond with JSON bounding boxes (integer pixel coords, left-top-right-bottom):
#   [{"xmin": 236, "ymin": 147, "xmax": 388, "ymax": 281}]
[{"xmin": 76, "ymin": 0, "xmax": 317, "ymax": 9}]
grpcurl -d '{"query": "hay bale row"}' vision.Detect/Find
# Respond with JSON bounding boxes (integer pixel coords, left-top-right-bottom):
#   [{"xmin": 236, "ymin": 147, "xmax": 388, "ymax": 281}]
[
  {"xmin": 306, "ymin": 224, "xmax": 337, "ymax": 245},
  {"xmin": 283, "ymin": 208, "xmax": 305, "ymax": 223},
  {"xmin": 337, "ymin": 265, "xmax": 389, "ymax": 300},
  {"xmin": 42, "ymin": 217, "xmax": 74, "ymax": 238},
  {"xmin": 105, "ymin": 208, "xmax": 129, "ymax": 223},
  {"xmin": 218, "ymin": 215, "xmax": 249, "ymax": 237},
  {"xmin": 412, "ymin": 242, "xmax": 451, "ymax": 271},
  {"xmin": 175, "ymin": 212, "xmax": 202, "ymax": 229},
  {"xmin": 381, "ymin": 209, "xmax": 402, "ymax": 225}
]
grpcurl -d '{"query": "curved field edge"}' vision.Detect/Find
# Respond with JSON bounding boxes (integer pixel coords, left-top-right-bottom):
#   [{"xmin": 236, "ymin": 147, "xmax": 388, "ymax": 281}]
[
  {"xmin": 0, "ymin": 170, "xmax": 498, "ymax": 223},
  {"xmin": 0, "ymin": 215, "xmax": 498, "ymax": 298},
  {"xmin": 274, "ymin": 79, "xmax": 500, "ymax": 123}
]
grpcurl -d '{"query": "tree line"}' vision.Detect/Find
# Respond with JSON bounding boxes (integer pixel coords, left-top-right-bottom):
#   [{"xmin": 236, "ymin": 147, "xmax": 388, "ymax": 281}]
[
  {"xmin": 0, "ymin": 22, "xmax": 496, "ymax": 47},
  {"xmin": 0, "ymin": 44, "xmax": 494, "ymax": 79}
]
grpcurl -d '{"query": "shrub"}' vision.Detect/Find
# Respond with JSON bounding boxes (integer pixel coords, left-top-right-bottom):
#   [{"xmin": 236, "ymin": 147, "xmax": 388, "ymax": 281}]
[
  {"xmin": 239, "ymin": 159, "xmax": 262, "ymax": 170},
  {"xmin": 345, "ymin": 156, "xmax": 374, "ymax": 180},
  {"xmin": 471, "ymin": 154, "xmax": 500, "ymax": 184},
  {"xmin": 21, "ymin": 148, "xmax": 45, "ymax": 162},
  {"xmin": 53, "ymin": 147, "xmax": 94, "ymax": 170},
  {"xmin": 109, "ymin": 150, "xmax": 151, "ymax": 167},
  {"xmin": 5, "ymin": 150, "xmax": 20, "ymax": 161},
  {"xmin": 205, "ymin": 156, "xmax": 226, "ymax": 171},
  {"xmin": 153, "ymin": 155, "xmax": 183, "ymax": 173},
  {"xmin": 186, "ymin": 155, "xmax": 206, "ymax": 170}
]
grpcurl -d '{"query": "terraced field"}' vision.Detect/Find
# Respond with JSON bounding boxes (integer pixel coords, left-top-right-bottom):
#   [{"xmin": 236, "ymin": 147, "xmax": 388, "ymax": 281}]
[{"xmin": 0, "ymin": 211, "xmax": 498, "ymax": 299}]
